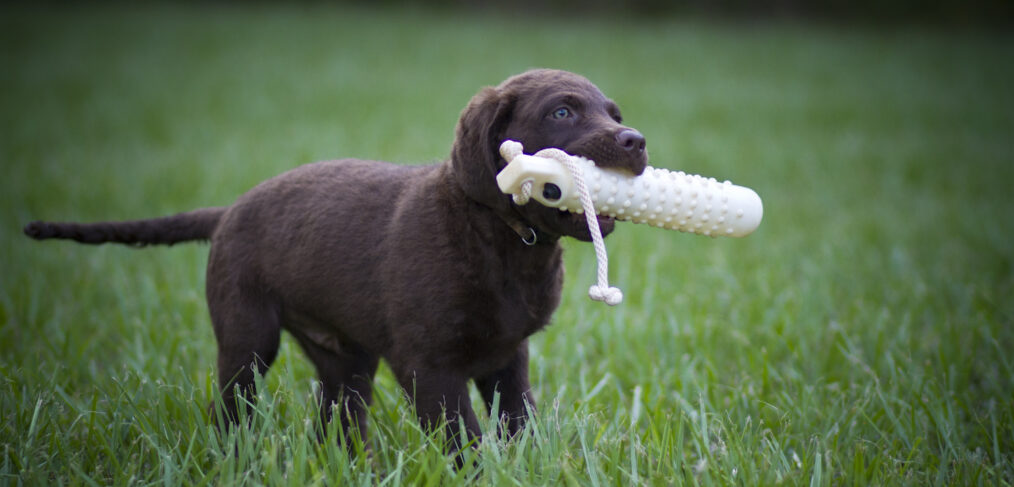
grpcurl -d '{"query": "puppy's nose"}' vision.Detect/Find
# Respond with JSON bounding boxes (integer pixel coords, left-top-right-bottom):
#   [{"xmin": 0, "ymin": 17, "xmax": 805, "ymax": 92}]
[{"xmin": 616, "ymin": 129, "xmax": 646, "ymax": 153}]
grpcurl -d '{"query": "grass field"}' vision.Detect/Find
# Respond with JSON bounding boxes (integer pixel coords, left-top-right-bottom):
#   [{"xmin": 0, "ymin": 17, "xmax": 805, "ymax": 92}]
[{"xmin": 2, "ymin": 5, "xmax": 1013, "ymax": 485}]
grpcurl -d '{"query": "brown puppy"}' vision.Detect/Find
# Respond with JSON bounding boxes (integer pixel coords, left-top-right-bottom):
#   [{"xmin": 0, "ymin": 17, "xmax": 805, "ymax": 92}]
[{"xmin": 24, "ymin": 69, "xmax": 648, "ymax": 451}]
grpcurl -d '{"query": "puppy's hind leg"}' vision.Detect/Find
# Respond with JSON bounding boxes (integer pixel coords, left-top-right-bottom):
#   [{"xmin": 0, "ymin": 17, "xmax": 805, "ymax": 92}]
[
  {"xmin": 206, "ymin": 284, "xmax": 283, "ymax": 427},
  {"xmin": 293, "ymin": 334, "xmax": 379, "ymax": 451}
]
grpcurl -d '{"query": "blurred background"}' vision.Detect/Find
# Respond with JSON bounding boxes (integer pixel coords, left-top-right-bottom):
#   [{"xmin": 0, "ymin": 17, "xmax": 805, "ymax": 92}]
[
  {"xmin": 357, "ymin": 0, "xmax": 1014, "ymax": 24},
  {"xmin": 2, "ymin": 2, "xmax": 1012, "ymax": 484}
]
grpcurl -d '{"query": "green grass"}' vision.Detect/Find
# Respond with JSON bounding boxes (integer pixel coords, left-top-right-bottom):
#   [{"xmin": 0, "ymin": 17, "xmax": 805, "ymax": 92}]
[{"xmin": 3, "ymin": 5, "xmax": 1013, "ymax": 485}]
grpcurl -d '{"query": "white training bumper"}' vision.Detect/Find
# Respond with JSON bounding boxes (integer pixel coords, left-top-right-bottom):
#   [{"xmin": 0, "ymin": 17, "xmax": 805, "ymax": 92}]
[
  {"xmin": 495, "ymin": 140, "xmax": 762, "ymax": 305},
  {"xmin": 496, "ymin": 141, "xmax": 763, "ymax": 238}
]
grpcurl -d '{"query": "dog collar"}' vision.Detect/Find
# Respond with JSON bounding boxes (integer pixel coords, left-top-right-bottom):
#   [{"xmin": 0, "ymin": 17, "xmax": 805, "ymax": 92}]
[{"xmin": 494, "ymin": 207, "xmax": 558, "ymax": 246}]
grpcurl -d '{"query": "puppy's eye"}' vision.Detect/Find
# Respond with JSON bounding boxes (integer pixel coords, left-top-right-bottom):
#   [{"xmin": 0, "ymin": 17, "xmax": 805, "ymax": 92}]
[{"xmin": 550, "ymin": 107, "xmax": 572, "ymax": 120}]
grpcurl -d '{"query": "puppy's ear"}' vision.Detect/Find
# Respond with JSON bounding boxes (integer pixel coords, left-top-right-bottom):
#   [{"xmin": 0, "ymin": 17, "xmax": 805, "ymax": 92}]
[{"xmin": 451, "ymin": 86, "xmax": 516, "ymax": 210}]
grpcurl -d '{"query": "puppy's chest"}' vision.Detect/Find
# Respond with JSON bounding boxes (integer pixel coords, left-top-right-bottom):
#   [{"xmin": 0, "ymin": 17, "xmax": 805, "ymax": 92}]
[
  {"xmin": 501, "ymin": 272, "xmax": 559, "ymax": 332},
  {"xmin": 450, "ymin": 266, "xmax": 561, "ymax": 369}
]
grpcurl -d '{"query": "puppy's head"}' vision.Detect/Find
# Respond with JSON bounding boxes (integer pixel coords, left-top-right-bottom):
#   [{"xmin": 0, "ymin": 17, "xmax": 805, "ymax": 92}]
[{"xmin": 451, "ymin": 69, "xmax": 648, "ymax": 242}]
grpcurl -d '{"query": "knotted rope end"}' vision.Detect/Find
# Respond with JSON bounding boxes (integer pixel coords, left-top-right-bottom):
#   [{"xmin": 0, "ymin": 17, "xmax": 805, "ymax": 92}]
[{"xmin": 589, "ymin": 285, "xmax": 623, "ymax": 306}]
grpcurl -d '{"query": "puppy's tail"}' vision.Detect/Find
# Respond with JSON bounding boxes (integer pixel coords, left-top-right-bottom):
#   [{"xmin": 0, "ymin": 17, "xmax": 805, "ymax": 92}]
[{"xmin": 24, "ymin": 206, "xmax": 228, "ymax": 246}]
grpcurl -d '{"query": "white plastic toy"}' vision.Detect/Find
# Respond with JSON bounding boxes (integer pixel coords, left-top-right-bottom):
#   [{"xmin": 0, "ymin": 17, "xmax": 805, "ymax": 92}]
[{"xmin": 497, "ymin": 140, "xmax": 763, "ymax": 305}]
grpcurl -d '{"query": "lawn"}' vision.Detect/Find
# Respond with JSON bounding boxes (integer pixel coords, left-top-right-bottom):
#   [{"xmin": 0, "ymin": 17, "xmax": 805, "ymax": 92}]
[{"xmin": 2, "ymin": 5, "xmax": 1012, "ymax": 485}]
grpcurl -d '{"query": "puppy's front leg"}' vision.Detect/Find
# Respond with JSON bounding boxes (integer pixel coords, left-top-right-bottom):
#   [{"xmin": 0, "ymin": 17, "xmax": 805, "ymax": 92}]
[
  {"xmin": 476, "ymin": 342, "xmax": 534, "ymax": 438},
  {"xmin": 396, "ymin": 368, "xmax": 481, "ymax": 455}
]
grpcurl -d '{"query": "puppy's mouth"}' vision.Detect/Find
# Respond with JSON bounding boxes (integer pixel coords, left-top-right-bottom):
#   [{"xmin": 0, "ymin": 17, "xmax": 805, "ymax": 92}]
[
  {"xmin": 559, "ymin": 209, "xmax": 616, "ymax": 238},
  {"xmin": 596, "ymin": 214, "xmax": 616, "ymax": 235},
  {"xmin": 564, "ymin": 143, "xmax": 649, "ymax": 177}
]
